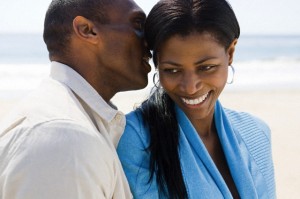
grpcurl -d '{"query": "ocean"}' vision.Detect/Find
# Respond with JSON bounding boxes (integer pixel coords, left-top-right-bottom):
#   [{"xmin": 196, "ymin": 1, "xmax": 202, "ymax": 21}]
[{"xmin": 0, "ymin": 33, "xmax": 300, "ymax": 99}]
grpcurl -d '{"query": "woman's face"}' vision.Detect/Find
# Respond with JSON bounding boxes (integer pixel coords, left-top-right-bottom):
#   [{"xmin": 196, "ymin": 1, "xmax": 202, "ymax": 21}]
[{"xmin": 157, "ymin": 32, "xmax": 236, "ymax": 122}]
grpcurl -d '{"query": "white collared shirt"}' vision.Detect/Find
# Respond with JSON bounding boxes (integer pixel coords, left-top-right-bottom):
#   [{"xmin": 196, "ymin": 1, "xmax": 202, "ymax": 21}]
[{"xmin": 0, "ymin": 62, "xmax": 132, "ymax": 199}]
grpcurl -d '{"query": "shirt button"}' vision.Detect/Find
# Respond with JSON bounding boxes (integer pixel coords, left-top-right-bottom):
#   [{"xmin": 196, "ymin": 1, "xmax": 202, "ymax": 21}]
[{"xmin": 115, "ymin": 114, "xmax": 122, "ymax": 122}]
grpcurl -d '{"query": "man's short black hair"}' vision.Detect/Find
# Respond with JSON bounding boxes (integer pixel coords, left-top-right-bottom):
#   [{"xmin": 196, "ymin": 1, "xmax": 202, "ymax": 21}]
[{"xmin": 43, "ymin": 0, "xmax": 112, "ymax": 58}]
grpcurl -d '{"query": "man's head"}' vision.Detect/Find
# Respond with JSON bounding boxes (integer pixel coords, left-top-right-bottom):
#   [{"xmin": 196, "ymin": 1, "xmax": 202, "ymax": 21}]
[
  {"xmin": 43, "ymin": 0, "xmax": 111, "ymax": 58},
  {"xmin": 43, "ymin": 0, "xmax": 151, "ymax": 101}
]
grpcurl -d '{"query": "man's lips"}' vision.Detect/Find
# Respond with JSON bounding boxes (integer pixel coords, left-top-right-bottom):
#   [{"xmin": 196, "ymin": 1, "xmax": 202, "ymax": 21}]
[{"xmin": 142, "ymin": 56, "xmax": 152, "ymax": 73}]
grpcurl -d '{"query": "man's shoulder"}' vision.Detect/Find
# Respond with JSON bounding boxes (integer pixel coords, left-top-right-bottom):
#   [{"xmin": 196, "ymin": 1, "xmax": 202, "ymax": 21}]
[
  {"xmin": 0, "ymin": 78, "xmax": 97, "ymax": 143},
  {"xmin": 25, "ymin": 120, "xmax": 111, "ymax": 151},
  {"xmin": 2, "ymin": 78, "xmax": 89, "ymax": 127},
  {"xmin": 1, "ymin": 118, "xmax": 101, "ymax": 147}
]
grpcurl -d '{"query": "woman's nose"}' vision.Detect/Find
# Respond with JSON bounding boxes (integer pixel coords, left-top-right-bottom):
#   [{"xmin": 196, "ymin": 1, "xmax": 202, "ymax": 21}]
[{"xmin": 179, "ymin": 72, "xmax": 201, "ymax": 95}]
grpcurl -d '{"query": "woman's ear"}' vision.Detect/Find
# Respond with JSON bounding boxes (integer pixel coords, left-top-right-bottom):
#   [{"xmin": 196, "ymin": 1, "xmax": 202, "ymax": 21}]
[
  {"xmin": 72, "ymin": 16, "xmax": 99, "ymax": 44},
  {"xmin": 227, "ymin": 38, "xmax": 238, "ymax": 65}
]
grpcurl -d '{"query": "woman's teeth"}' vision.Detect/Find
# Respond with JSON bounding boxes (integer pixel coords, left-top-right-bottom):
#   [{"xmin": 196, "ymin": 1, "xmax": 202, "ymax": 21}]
[{"xmin": 182, "ymin": 92, "xmax": 209, "ymax": 105}]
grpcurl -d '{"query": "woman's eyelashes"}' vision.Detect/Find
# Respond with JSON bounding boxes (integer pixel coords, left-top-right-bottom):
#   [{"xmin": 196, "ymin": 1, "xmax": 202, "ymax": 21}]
[
  {"xmin": 163, "ymin": 68, "xmax": 180, "ymax": 73},
  {"xmin": 198, "ymin": 65, "xmax": 218, "ymax": 72},
  {"xmin": 160, "ymin": 64, "xmax": 219, "ymax": 74}
]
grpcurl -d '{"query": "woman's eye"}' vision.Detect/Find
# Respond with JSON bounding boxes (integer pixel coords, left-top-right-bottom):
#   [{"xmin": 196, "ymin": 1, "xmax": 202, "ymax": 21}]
[
  {"xmin": 199, "ymin": 65, "xmax": 216, "ymax": 71},
  {"xmin": 164, "ymin": 68, "xmax": 179, "ymax": 73}
]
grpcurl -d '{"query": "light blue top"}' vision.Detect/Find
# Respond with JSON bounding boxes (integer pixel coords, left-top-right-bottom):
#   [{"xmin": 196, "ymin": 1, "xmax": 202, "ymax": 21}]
[{"xmin": 117, "ymin": 100, "xmax": 276, "ymax": 199}]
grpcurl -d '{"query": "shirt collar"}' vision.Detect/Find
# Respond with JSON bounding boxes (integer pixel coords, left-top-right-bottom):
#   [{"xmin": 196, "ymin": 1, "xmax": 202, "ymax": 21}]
[{"xmin": 49, "ymin": 61, "xmax": 118, "ymax": 123}]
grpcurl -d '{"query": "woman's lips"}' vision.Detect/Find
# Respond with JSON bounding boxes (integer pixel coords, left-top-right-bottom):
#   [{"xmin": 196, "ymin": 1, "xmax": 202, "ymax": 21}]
[{"xmin": 181, "ymin": 92, "xmax": 210, "ymax": 106}]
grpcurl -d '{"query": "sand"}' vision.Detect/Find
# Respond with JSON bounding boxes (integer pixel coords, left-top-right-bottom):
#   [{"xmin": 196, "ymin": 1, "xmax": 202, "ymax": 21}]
[{"xmin": 1, "ymin": 89, "xmax": 299, "ymax": 198}]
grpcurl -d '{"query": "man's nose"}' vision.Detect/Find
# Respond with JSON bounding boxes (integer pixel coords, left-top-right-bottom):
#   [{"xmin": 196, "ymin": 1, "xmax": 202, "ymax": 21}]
[{"xmin": 144, "ymin": 40, "xmax": 152, "ymax": 58}]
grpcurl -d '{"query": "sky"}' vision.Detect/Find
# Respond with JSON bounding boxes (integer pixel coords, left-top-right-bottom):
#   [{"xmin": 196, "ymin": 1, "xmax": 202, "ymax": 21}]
[{"xmin": 0, "ymin": 0, "xmax": 300, "ymax": 35}]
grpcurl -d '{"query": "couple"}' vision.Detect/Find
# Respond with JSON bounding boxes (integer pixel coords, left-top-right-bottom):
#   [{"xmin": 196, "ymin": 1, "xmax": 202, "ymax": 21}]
[{"xmin": 0, "ymin": 0, "xmax": 276, "ymax": 198}]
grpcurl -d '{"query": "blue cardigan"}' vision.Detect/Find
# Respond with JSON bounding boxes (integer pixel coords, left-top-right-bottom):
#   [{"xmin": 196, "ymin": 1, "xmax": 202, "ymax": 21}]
[{"xmin": 117, "ymin": 101, "xmax": 276, "ymax": 198}]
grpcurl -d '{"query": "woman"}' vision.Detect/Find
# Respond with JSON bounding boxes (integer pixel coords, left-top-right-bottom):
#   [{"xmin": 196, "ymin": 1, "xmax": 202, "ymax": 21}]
[{"xmin": 117, "ymin": 0, "xmax": 276, "ymax": 198}]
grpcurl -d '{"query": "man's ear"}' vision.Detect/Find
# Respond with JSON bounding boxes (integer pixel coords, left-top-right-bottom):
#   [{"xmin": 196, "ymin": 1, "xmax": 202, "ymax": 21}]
[
  {"xmin": 227, "ymin": 38, "xmax": 238, "ymax": 65},
  {"xmin": 73, "ymin": 16, "xmax": 99, "ymax": 44}
]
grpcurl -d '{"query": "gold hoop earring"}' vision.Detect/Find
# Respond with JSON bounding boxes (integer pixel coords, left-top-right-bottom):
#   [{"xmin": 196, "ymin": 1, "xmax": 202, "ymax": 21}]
[{"xmin": 227, "ymin": 65, "xmax": 235, "ymax": 84}]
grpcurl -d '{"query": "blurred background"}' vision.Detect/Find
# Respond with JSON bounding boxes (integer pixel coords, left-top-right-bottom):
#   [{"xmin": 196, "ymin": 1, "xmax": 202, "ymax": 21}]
[{"xmin": 0, "ymin": 0, "xmax": 300, "ymax": 197}]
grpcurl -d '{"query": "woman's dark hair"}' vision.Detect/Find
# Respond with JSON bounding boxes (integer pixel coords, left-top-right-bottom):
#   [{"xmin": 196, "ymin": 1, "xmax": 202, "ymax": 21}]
[
  {"xmin": 43, "ymin": 0, "xmax": 112, "ymax": 58},
  {"xmin": 139, "ymin": 0, "xmax": 240, "ymax": 198}
]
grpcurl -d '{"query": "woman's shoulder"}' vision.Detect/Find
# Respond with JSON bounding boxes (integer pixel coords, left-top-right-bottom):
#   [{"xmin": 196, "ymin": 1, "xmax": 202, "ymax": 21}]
[
  {"xmin": 125, "ymin": 109, "xmax": 146, "ymax": 132},
  {"xmin": 126, "ymin": 109, "xmax": 143, "ymax": 123},
  {"xmin": 224, "ymin": 108, "xmax": 271, "ymax": 141},
  {"xmin": 122, "ymin": 109, "xmax": 150, "ymax": 145},
  {"xmin": 223, "ymin": 108, "xmax": 276, "ymax": 198}
]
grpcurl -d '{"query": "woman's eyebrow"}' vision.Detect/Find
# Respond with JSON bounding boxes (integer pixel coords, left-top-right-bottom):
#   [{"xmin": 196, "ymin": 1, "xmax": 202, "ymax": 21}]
[
  {"xmin": 194, "ymin": 56, "xmax": 218, "ymax": 65},
  {"xmin": 159, "ymin": 60, "xmax": 182, "ymax": 67}
]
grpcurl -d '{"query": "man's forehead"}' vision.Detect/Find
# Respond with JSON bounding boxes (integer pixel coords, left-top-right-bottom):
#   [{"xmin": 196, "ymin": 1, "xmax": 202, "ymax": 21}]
[
  {"xmin": 106, "ymin": 0, "xmax": 145, "ymax": 20},
  {"xmin": 132, "ymin": 9, "xmax": 146, "ymax": 18}
]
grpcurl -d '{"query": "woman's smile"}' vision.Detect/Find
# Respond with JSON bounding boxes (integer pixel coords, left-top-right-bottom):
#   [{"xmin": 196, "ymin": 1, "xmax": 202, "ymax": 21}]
[{"xmin": 181, "ymin": 91, "xmax": 210, "ymax": 106}]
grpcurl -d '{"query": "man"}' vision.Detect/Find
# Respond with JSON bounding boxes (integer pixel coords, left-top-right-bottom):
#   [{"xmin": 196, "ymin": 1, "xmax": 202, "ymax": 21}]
[{"xmin": 0, "ymin": 0, "xmax": 151, "ymax": 198}]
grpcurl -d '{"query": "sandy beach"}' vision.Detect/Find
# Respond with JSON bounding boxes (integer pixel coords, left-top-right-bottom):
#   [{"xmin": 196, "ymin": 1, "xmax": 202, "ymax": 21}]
[{"xmin": 1, "ymin": 89, "xmax": 299, "ymax": 198}]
